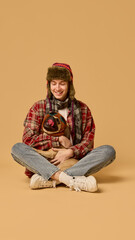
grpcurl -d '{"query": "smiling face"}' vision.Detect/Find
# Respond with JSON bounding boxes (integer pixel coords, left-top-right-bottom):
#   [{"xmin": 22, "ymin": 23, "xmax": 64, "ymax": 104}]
[{"xmin": 50, "ymin": 79, "xmax": 69, "ymax": 101}]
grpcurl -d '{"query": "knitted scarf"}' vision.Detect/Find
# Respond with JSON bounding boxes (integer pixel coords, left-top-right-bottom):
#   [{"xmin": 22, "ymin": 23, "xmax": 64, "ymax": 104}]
[{"xmin": 45, "ymin": 96, "xmax": 82, "ymax": 144}]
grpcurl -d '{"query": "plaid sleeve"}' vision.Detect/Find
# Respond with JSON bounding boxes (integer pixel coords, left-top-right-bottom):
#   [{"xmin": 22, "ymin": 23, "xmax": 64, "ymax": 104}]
[
  {"xmin": 22, "ymin": 101, "xmax": 60, "ymax": 150},
  {"xmin": 70, "ymin": 103, "xmax": 95, "ymax": 159}
]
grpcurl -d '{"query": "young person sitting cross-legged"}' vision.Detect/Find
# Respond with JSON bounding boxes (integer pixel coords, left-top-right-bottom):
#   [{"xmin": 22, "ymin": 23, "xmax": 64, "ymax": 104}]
[{"xmin": 11, "ymin": 63, "xmax": 116, "ymax": 192}]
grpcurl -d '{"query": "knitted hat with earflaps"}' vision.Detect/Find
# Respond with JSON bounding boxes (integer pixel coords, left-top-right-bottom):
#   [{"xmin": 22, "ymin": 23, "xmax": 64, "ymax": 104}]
[{"xmin": 46, "ymin": 63, "xmax": 75, "ymax": 100}]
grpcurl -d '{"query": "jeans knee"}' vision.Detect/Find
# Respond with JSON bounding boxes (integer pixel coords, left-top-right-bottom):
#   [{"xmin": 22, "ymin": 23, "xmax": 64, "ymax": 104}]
[
  {"xmin": 104, "ymin": 145, "xmax": 116, "ymax": 160},
  {"xmin": 11, "ymin": 142, "xmax": 24, "ymax": 155}
]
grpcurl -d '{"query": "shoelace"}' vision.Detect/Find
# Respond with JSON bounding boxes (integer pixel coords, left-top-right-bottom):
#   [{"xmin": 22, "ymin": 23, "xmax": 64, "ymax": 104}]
[
  {"xmin": 52, "ymin": 180, "xmax": 56, "ymax": 188},
  {"xmin": 69, "ymin": 179, "xmax": 84, "ymax": 192},
  {"xmin": 38, "ymin": 176, "xmax": 56, "ymax": 188}
]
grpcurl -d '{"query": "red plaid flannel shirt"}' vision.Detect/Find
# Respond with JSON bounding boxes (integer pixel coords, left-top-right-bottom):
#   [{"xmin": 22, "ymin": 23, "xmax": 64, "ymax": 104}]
[{"xmin": 22, "ymin": 99, "xmax": 95, "ymax": 159}]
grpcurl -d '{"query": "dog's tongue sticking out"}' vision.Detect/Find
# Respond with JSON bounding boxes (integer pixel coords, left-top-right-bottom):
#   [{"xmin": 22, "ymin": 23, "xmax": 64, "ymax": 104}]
[{"xmin": 47, "ymin": 119, "xmax": 54, "ymax": 127}]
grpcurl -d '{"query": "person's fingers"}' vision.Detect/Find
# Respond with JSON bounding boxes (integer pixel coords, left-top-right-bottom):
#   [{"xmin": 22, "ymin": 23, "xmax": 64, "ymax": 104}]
[
  {"xmin": 50, "ymin": 159, "xmax": 60, "ymax": 165},
  {"xmin": 52, "ymin": 148, "xmax": 64, "ymax": 152},
  {"xmin": 53, "ymin": 160, "xmax": 60, "ymax": 165},
  {"xmin": 50, "ymin": 158, "xmax": 57, "ymax": 163},
  {"xmin": 52, "ymin": 148, "xmax": 60, "ymax": 152}
]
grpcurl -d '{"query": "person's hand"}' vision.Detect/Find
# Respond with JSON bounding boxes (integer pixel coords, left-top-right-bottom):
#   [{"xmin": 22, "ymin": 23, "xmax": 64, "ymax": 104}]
[
  {"xmin": 59, "ymin": 136, "xmax": 72, "ymax": 148},
  {"xmin": 50, "ymin": 148, "xmax": 74, "ymax": 165}
]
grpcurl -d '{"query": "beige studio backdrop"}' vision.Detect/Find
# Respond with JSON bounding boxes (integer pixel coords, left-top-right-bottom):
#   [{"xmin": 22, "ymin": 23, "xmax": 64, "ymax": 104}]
[{"xmin": 0, "ymin": 1, "xmax": 135, "ymax": 240}]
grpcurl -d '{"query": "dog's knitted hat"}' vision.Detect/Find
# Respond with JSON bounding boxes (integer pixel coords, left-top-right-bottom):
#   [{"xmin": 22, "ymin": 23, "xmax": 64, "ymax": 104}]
[{"xmin": 46, "ymin": 63, "xmax": 75, "ymax": 100}]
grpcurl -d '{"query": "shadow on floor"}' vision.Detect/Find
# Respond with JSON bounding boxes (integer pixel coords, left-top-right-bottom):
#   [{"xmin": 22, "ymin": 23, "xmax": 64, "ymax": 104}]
[{"xmin": 94, "ymin": 172, "xmax": 126, "ymax": 184}]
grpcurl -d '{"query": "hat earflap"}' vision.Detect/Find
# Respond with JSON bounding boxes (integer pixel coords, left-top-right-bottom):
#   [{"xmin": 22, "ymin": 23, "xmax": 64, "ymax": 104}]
[{"xmin": 69, "ymin": 82, "xmax": 75, "ymax": 100}]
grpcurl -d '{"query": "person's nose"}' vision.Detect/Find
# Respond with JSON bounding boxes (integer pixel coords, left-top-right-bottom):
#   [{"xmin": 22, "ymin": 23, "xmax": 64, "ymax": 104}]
[{"xmin": 56, "ymin": 84, "xmax": 60, "ymax": 91}]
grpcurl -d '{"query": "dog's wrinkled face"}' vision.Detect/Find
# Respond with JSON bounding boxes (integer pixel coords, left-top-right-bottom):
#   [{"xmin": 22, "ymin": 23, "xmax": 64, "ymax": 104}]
[
  {"xmin": 44, "ymin": 115, "xmax": 60, "ymax": 132},
  {"xmin": 42, "ymin": 112, "xmax": 67, "ymax": 136}
]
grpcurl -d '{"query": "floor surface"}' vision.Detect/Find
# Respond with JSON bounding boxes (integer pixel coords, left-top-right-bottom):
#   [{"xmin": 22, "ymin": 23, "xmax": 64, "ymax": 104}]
[{"xmin": 1, "ymin": 155, "xmax": 135, "ymax": 240}]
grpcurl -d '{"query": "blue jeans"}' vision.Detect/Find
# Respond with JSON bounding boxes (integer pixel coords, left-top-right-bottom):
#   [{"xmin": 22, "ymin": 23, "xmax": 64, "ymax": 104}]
[{"xmin": 11, "ymin": 143, "xmax": 116, "ymax": 180}]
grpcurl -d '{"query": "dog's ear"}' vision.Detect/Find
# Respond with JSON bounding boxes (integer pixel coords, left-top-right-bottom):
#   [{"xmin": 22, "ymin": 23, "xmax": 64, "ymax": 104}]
[{"xmin": 60, "ymin": 115, "xmax": 66, "ymax": 124}]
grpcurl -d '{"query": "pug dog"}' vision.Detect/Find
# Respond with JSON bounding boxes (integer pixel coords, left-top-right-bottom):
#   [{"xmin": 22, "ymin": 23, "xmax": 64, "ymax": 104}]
[
  {"xmin": 34, "ymin": 112, "xmax": 78, "ymax": 171},
  {"xmin": 42, "ymin": 112, "xmax": 70, "ymax": 138}
]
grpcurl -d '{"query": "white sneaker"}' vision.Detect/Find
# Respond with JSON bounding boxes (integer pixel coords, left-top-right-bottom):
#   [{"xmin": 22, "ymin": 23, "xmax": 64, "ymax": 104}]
[
  {"xmin": 68, "ymin": 175, "xmax": 98, "ymax": 192},
  {"xmin": 30, "ymin": 174, "xmax": 59, "ymax": 189}
]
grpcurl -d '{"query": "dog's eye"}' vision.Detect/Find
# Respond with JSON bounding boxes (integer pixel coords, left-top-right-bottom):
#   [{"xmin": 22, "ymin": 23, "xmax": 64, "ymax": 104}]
[{"xmin": 56, "ymin": 118, "xmax": 60, "ymax": 124}]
